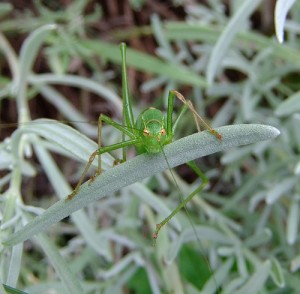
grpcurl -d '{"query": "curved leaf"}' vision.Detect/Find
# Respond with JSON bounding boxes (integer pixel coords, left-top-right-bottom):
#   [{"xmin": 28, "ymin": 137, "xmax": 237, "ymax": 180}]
[
  {"xmin": 275, "ymin": 0, "xmax": 296, "ymax": 43},
  {"xmin": 3, "ymin": 124, "xmax": 280, "ymax": 246},
  {"xmin": 275, "ymin": 90, "xmax": 300, "ymax": 116},
  {"xmin": 14, "ymin": 24, "xmax": 57, "ymax": 95},
  {"xmin": 235, "ymin": 260, "xmax": 271, "ymax": 294},
  {"xmin": 82, "ymin": 40, "xmax": 206, "ymax": 88},
  {"xmin": 206, "ymin": 0, "xmax": 262, "ymax": 84}
]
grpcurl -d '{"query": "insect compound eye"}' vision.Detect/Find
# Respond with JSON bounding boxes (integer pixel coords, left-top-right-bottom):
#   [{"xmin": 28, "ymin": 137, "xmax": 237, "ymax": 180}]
[
  {"xmin": 160, "ymin": 128, "xmax": 166, "ymax": 136},
  {"xmin": 143, "ymin": 129, "xmax": 150, "ymax": 136}
]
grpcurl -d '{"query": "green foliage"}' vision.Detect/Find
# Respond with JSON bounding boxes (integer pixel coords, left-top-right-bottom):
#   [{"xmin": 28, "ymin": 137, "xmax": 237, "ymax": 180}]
[
  {"xmin": 178, "ymin": 245, "xmax": 211, "ymax": 290},
  {"xmin": 127, "ymin": 267, "xmax": 152, "ymax": 294},
  {"xmin": 0, "ymin": 1, "xmax": 299, "ymax": 293}
]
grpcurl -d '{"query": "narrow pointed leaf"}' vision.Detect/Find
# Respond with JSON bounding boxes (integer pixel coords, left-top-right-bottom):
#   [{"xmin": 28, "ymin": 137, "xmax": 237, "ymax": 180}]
[{"xmin": 3, "ymin": 124, "xmax": 279, "ymax": 246}]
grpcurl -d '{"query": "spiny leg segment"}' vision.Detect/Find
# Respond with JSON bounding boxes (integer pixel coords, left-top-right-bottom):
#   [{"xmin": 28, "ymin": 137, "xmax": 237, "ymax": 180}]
[{"xmin": 171, "ymin": 90, "xmax": 222, "ymax": 140}]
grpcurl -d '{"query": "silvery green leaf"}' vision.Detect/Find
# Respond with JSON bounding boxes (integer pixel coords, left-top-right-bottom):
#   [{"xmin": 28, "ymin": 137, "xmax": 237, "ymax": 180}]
[
  {"xmin": 13, "ymin": 24, "xmax": 57, "ymax": 95},
  {"xmin": 275, "ymin": 0, "xmax": 296, "ymax": 43},
  {"xmin": 287, "ymin": 198, "xmax": 299, "ymax": 245},
  {"xmin": 266, "ymin": 177, "xmax": 296, "ymax": 205},
  {"xmin": 275, "ymin": 90, "xmax": 300, "ymax": 116},
  {"xmin": 270, "ymin": 257, "xmax": 285, "ymax": 288},
  {"xmin": 4, "ymin": 124, "xmax": 280, "ymax": 246},
  {"xmin": 206, "ymin": 0, "xmax": 262, "ymax": 84},
  {"xmin": 235, "ymin": 260, "xmax": 271, "ymax": 294}
]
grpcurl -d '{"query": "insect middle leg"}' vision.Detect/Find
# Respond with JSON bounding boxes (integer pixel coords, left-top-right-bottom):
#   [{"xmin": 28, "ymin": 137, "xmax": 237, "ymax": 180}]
[
  {"xmin": 93, "ymin": 114, "xmax": 136, "ymax": 178},
  {"xmin": 67, "ymin": 114, "xmax": 138, "ymax": 200}
]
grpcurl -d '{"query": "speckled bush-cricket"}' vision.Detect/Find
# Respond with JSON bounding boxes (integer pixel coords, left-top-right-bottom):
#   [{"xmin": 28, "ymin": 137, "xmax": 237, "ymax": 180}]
[{"xmin": 66, "ymin": 43, "xmax": 222, "ymax": 241}]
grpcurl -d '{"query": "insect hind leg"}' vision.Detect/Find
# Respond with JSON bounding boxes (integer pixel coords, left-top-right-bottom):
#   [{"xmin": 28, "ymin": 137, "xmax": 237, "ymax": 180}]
[
  {"xmin": 170, "ymin": 90, "xmax": 222, "ymax": 140},
  {"xmin": 152, "ymin": 160, "xmax": 208, "ymax": 240}
]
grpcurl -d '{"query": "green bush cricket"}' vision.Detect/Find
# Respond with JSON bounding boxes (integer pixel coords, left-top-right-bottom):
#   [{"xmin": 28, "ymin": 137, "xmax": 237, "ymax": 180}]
[{"xmin": 67, "ymin": 43, "xmax": 222, "ymax": 242}]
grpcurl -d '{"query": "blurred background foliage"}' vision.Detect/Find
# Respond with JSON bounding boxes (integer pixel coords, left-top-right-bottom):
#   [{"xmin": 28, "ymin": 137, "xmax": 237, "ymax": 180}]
[{"xmin": 0, "ymin": 0, "xmax": 299, "ymax": 293}]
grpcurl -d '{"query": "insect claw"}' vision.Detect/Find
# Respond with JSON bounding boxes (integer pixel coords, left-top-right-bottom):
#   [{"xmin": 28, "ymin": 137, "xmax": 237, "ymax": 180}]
[
  {"xmin": 113, "ymin": 159, "xmax": 122, "ymax": 166},
  {"xmin": 89, "ymin": 171, "xmax": 102, "ymax": 185},
  {"xmin": 66, "ymin": 189, "xmax": 78, "ymax": 201},
  {"xmin": 209, "ymin": 130, "xmax": 222, "ymax": 140},
  {"xmin": 152, "ymin": 223, "xmax": 162, "ymax": 242}
]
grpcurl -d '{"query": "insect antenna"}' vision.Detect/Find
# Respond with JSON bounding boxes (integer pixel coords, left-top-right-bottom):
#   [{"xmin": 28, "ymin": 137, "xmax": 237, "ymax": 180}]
[
  {"xmin": 0, "ymin": 119, "xmax": 99, "ymax": 128},
  {"xmin": 0, "ymin": 119, "xmax": 144, "ymax": 134},
  {"xmin": 158, "ymin": 142, "xmax": 220, "ymax": 293}
]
